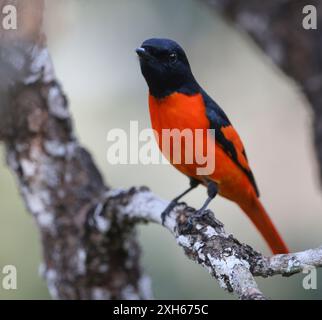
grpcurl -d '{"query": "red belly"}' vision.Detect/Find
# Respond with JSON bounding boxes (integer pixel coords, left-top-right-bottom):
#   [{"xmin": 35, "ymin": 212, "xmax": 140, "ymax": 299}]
[{"xmin": 148, "ymin": 92, "xmax": 255, "ymax": 203}]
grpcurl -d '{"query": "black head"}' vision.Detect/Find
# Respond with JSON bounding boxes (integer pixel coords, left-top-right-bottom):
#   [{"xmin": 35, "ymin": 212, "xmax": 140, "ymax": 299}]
[{"xmin": 136, "ymin": 38, "xmax": 199, "ymax": 98}]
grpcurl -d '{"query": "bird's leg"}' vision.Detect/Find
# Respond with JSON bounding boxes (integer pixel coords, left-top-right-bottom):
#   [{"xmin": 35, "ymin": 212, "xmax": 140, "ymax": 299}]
[
  {"xmin": 161, "ymin": 178, "xmax": 200, "ymax": 225},
  {"xmin": 187, "ymin": 181, "xmax": 218, "ymax": 227}
]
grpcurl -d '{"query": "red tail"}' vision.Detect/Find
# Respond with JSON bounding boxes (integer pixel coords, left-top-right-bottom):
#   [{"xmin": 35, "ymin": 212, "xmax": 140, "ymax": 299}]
[{"xmin": 239, "ymin": 197, "xmax": 289, "ymax": 254}]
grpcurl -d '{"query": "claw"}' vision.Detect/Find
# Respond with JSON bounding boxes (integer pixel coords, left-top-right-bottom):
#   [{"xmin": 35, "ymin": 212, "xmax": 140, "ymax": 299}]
[
  {"xmin": 161, "ymin": 201, "xmax": 176, "ymax": 225},
  {"xmin": 186, "ymin": 209, "xmax": 208, "ymax": 229},
  {"xmin": 161, "ymin": 180, "xmax": 201, "ymax": 225}
]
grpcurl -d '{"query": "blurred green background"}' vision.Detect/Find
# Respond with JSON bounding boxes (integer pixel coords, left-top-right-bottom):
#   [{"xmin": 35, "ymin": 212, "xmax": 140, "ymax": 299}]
[{"xmin": 0, "ymin": 0, "xmax": 321, "ymax": 299}]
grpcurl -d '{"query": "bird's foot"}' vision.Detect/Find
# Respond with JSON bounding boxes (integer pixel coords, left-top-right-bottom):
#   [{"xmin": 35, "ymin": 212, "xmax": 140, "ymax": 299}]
[
  {"xmin": 186, "ymin": 209, "xmax": 209, "ymax": 231},
  {"xmin": 161, "ymin": 201, "xmax": 177, "ymax": 225}
]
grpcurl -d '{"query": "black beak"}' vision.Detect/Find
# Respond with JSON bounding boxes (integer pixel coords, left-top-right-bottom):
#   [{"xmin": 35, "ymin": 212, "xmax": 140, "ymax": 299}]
[{"xmin": 135, "ymin": 47, "xmax": 150, "ymax": 60}]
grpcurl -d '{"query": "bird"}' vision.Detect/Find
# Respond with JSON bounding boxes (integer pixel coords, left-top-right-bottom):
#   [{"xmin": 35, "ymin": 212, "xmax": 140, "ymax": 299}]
[{"xmin": 136, "ymin": 38, "xmax": 289, "ymax": 254}]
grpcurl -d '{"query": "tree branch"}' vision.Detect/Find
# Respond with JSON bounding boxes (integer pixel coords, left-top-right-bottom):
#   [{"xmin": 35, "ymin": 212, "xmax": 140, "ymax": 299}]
[
  {"xmin": 100, "ymin": 187, "xmax": 322, "ymax": 300},
  {"xmin": 1, "ymin": 0, "xmax": 321, "ymax": 300},
  {"xmin": 0, "ymin": 0, "xmax": 151, "ymax": 300}
]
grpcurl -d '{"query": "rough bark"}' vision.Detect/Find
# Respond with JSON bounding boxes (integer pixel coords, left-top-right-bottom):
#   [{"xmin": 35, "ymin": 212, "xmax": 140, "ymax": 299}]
[
  {"xmin": 104, "ymin": 187, "xmax": 322, "ymax": 300},
  {"xmin": 0, "ymin": 0, "xmax": 321, "ymax": 300},
  {"xmin": 0, "ymin": 0, "xmax": 151, "ymax": 300},
  {"xmin": 202, "ymin": 0, "xmax": 322, "ymax": 181}
]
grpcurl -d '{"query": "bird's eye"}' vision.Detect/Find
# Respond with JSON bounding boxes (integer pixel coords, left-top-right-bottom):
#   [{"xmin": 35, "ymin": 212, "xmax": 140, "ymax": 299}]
[{"xmin": 169, "ymin": 52, "xmax": 177, "ymax": 63}]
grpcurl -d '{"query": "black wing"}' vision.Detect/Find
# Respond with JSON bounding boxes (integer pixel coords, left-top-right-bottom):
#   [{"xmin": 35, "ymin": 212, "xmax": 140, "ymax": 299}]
[{"xmin": 201, "ymin": 89, "xmax": 260, "ymax": 197}]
